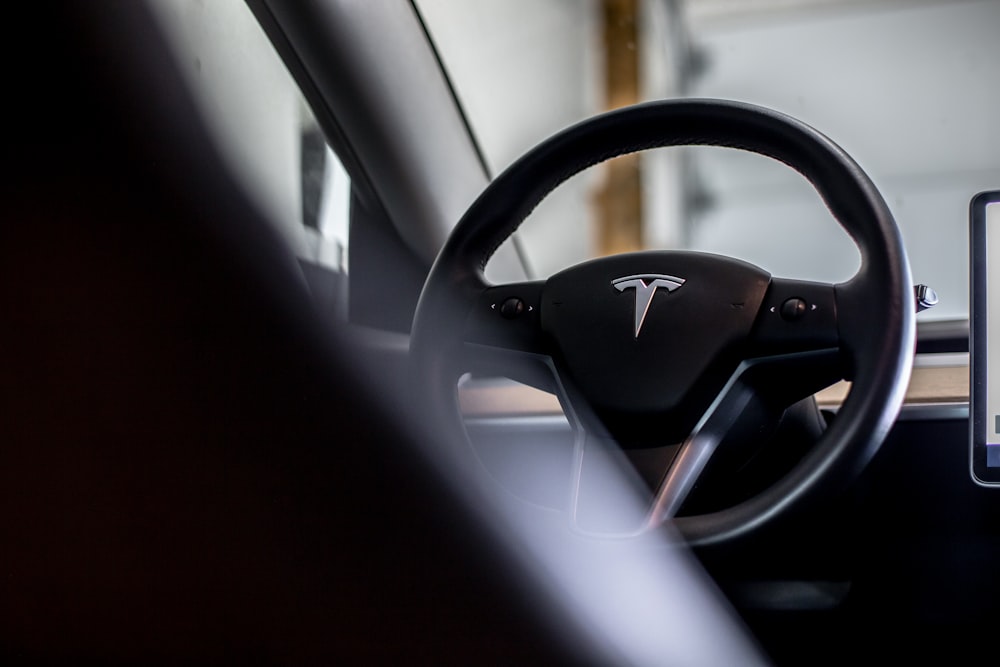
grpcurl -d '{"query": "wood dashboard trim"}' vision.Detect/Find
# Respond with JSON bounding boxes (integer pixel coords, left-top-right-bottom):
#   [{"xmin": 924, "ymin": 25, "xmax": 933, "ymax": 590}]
[{"xmin": 459, "ymin": 360, "xmax": 970, "ymax": 417}]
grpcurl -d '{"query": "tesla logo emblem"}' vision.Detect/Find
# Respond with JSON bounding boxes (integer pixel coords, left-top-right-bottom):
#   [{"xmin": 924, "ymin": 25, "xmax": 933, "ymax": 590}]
[{"xmin": 612, "ymin": 274, "xmax": 685, "ymax": 338}]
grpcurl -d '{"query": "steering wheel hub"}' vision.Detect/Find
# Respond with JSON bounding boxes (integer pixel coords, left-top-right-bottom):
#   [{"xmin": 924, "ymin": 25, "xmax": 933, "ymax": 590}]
[{"xmin": 542, "ymin": 251, "xmax": 770, "ymax": 446}]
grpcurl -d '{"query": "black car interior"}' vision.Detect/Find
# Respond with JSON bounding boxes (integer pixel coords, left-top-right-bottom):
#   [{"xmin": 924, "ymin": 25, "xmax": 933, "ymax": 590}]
[
  {"xmin": 1, "ymin": 3, "xmax": 994, "ymax": 665},
  {"xmin": 0, "ymin": 4, "xmax": 769, "ymax": 665},
  {"xmin": 0, "ymin": 5, "xmax": 588, "ymax": 664}
]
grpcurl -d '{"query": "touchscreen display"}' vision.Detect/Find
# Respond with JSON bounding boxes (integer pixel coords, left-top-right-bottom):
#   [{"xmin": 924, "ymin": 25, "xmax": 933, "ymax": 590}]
[{"xmin": 970, "ymin": 190, "xmax": 1000, "ymax": 485}]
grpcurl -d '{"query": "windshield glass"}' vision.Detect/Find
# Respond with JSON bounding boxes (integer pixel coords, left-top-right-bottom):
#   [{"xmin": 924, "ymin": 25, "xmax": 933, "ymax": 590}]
[{"xmin": 416, "ymin": 0, "xmax": 1000, "ymax": 322}]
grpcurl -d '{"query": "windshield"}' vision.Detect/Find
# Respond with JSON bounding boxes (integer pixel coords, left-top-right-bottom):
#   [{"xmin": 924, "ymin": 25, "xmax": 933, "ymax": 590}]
[{"xmin": 416, "ymin": 0, "xmax": 1000, "ymax": 323}]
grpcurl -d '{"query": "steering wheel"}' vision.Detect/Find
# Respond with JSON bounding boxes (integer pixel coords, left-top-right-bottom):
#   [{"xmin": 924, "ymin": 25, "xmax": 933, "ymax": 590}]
[{"xmin": 410, "ymin": 99, "xmax": 914, "ymax": 547}]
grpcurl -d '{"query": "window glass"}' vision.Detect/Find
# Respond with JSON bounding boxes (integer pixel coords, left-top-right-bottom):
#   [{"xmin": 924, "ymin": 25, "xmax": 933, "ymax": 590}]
[
  {"xmin": 149, "ymin": 0, "xmax": 350, "ymax": 315},
  {"xmin": 418, "ymin": 0, "xmax": 1000, "ymax": 322}
]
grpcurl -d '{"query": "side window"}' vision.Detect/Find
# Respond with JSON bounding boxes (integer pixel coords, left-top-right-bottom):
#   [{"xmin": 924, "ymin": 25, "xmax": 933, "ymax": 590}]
[{"xmin": 149, "ymin": 0, "xmax": 350, "ymax": 320}]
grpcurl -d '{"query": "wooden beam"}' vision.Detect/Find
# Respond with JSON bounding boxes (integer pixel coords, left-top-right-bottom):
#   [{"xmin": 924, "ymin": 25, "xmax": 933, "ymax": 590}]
[{"xmin": 596, "ymin": 0, "xmax": 643, "ymax": 256}]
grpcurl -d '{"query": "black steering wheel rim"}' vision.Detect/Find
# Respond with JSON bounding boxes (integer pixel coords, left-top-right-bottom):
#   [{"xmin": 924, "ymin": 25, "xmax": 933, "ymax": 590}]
[{"xmin": 411, "ymin": 98, "xmax": 915, "ymax": 547}]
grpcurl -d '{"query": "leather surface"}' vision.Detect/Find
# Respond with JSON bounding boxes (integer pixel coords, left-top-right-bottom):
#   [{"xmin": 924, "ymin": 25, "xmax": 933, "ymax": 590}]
[{"xmin": 411, "ymin": 98, "xmax": 915, "ymax": 546}]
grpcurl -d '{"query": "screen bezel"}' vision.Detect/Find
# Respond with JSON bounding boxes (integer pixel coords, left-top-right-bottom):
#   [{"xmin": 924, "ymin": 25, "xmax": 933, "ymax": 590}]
[{"xmin": 970, "ymin": 189, "xmax": 1000, "ymax": 486}]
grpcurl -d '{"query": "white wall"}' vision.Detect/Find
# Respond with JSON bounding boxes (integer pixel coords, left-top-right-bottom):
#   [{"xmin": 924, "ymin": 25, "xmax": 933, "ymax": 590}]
[
  {"xmin": 685, "ymin": 0, "xmax": 1000, "ymax": 320},
  {"xmin": 148, "ymin": 0, "xmax": 350, "ymax": 271},
  {"xmin": 421, "ymin": 0, "xmax": 998, "ymax": 322},
  {"xmin": 417, "ymin": 0, "xmax": 604, "ymax": 279},
  {"xmin": 153, "ymin": 0, "xmax": 998, "ymax": 322}
]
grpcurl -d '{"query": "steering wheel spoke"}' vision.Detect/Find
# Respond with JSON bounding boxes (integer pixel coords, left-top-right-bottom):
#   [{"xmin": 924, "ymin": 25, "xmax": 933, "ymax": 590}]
[
  {"xmin": 568, "ymin": 427, "xmax": 670, "ymax": 536},
  {"xmin": 646, "ymin": 373, "xmax": 761, "ymax": 526},
  {"xmin": 564, "ymin": 346, "xmax": 844, "ymax": 536},
  {"xmin": 464, "ymin": 281, "xmax": 548, "ymax": 355},
  {"xmin": 455, "ymin": 280, "xmax": 556, "ymax": 386},
  {"xmin": 749, "ymin": 278, "xmax": 840, "ymax": 356},
  {"xmin": 564, "ymin": 362, "xmax": 776, "ymax": 535}
]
